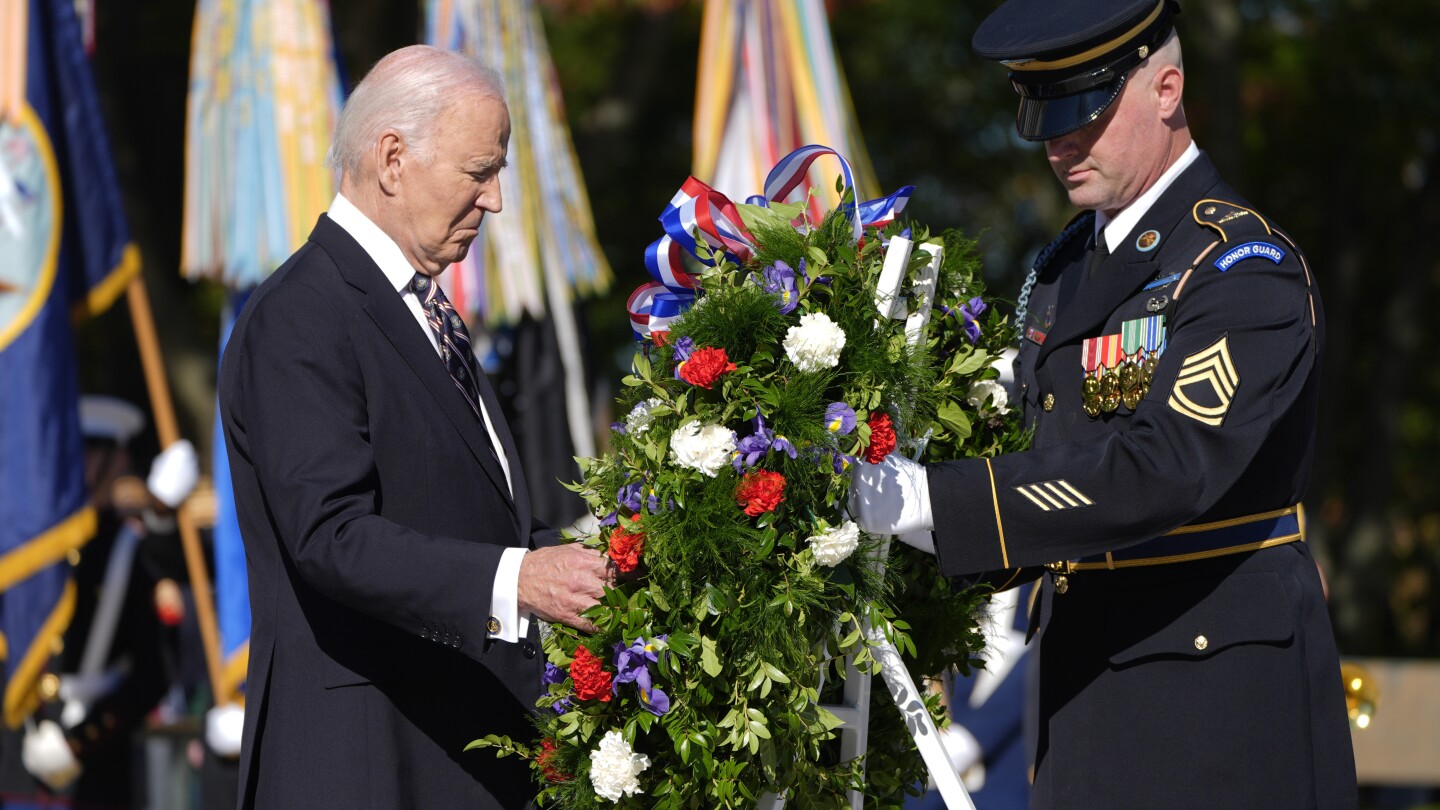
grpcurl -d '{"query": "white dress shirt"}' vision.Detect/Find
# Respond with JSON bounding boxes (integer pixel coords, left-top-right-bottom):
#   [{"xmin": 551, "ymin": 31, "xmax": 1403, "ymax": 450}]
[
  {"xmin": 328, "ymin": 193, "xmax": 529, "ymax": 643},
  {"xmin": 1095, "ymin": 141, "xmax": 1200, "ymax": 252}
]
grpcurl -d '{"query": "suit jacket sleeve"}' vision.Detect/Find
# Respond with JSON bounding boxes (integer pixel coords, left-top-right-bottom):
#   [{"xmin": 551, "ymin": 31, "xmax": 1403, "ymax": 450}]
[
  {"xmin": 928, "ymin": 237, "xmax": 1319, "ymax": 577},
  {"xmin": 225, "ymin": 276, "xmax": 510, "ymax": 662}
]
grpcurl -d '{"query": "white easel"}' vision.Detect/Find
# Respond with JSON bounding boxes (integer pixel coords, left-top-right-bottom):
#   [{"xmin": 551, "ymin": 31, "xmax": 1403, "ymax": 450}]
[{"xmin": 762, "ymin": 236, "xmax": 976, "ymax": 810}]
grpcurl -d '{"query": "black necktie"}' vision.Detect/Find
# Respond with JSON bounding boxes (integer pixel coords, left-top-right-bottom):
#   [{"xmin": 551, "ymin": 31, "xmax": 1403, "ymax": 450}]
[
  {"xmin": 410, "ymin": 273, "xmax": 486, "ymax": 424},
  {"xmin": 1084, "ymin": 232, "xmax": 1110, "ymax": 280}
]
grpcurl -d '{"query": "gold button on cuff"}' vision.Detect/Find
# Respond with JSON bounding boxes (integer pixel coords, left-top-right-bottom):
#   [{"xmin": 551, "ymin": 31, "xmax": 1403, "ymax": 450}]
[
  {"xmin": 1043, "ymin": 393, "xmax": 1056, "ymax": 412},
  {"xmin": 486, "ymin": 617, "xmax": 502, "ymax": 635},
  {"xmin": 1194, "ymin": 634, "xmax": 1209, "ymax": 651}
]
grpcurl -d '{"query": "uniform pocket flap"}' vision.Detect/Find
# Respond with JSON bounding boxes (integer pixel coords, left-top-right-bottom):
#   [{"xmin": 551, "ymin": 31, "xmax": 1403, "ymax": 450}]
[{"xmin": 1106, "ymin": 571, "xmax": 1294, "ymax": 667}]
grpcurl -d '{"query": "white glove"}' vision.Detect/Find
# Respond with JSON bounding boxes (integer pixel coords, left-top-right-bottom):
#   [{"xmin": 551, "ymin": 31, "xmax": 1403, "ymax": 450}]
[
  {"xmin": 147, "ymin": 439, "xmax": 198, "ymax": 509},
  {"xmin": 895, "ymin": 530, "xmax": 937, "ymax": 554},
  {"xmin": 22, "ymin": 720, "xmax": 81, "ymax": 791},
  {"xmin": 849, "ymin": 453, "xmax": 934, "ymax": 537},
  {"xmin": 206, "ymin": 702, "xmax": 245, "ymax": 758}
]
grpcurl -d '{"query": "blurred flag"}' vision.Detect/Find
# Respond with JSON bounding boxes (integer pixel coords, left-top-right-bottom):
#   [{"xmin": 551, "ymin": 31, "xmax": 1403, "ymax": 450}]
[
  {"xmin": 694, "ymin": 0, "xmax": 879, "ymax": 213},
  {"xmin": 0, "ymin": 0, "xmax": 139, "ymax": 728},
  {"xmin": 182, "ymin": 0, "xmax": 343, "ymax": 703}
]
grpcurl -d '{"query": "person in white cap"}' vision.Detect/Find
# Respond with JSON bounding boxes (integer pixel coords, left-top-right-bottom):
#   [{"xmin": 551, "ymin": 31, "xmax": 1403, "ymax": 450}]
[{"xmin": 12, "ymin": 394, "xmax": 200, "ymax": 807}]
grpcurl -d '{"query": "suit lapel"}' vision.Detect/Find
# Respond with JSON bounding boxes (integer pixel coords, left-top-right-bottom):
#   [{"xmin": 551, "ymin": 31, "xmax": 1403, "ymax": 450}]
[
  {"xmin": 1038, "ymin": 153, "xmax": 1223, "ymax": 367},
  {"xmin": 307, "ymin": 216, "xmax": 517, "ymax": 514}
]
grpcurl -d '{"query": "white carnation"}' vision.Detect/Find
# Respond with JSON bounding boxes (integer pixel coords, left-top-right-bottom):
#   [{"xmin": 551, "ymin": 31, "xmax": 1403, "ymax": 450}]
[
  {"xmin": 809, "ymin": 521, "xmax": 861, "ymax": 567},
  {"xmin": 668, "ymin": 420, "xmax": 737, "ymax": 477},
  {"xmin": 625, "ymin": 397, "xmax": 665, "ymax": 435},
  {"xmin": 966, "ymin": 380, "xmax": 1010, "ymax": 416},
  {"xmin": 783, "ymin": 312, "xmax": 847, "ymax": 372},
  {"xmin": 588, "ymin": 729, "xmax": 651, "ymax": 802}
]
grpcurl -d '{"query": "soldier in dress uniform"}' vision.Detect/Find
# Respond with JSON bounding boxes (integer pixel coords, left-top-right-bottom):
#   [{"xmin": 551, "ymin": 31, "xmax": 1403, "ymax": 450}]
[{"xmin": 851, "ymin": 1, "xmax": 1358, "ymax": 807}]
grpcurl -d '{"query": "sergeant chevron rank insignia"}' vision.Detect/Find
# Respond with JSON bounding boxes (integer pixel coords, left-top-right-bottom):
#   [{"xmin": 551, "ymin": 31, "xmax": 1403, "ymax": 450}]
[
  {"xmin": 1168, "ymin": 336, "xmax": 1239, "ymax": 426},
  {"xmin": 1014, "ymin": 479, "xmax": 1094, "ymax": 511}
]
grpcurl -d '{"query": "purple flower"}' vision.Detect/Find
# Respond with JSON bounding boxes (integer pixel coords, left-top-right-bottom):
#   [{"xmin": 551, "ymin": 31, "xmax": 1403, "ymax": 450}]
[
  {"xmin": 599, "ymin": 511, "xmax": 618, "ymax": 527},
  {"xmin": 831, "ymin": 451, "xmax": 855, "ymax": 475},
  {"xmin": 959, "ymin": 296, "xmax": 988, "ymax": 344},
  {"xmin": 771, "ymin": 434, "xmax": 798, "ymax": 460},
  {"xmin": 756, "ymin": 261, "xmax": 801, "ymax": 314},
  {"xmin": 542, "ymin": 662, "xmax": 573, "ymax": 714},
  {"xmin": 824, "ymin": 402, "xmax": 856, "ymax": 435},
  {"xmin": 672, "ymin": 336, "xmax": 696, "ymax": 380},
  {"xmin": 610, "ymin": 421, "xmax": 627, "ymax": 435},
  {"xmin": 731, "ymin": 411, "xmax": 798, "ymax": 471},
  {"xmin": 612, "ymin": 636, "xmax": 671, "ymax": 716},
  {"xmin": 618, "ymin": 482, "xmax": 643, "ymax": 512}
]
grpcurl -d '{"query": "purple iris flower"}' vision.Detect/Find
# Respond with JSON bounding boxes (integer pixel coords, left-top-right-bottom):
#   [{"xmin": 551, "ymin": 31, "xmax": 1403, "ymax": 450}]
[
  {"xmin": 618, "ymin": 482, "xmax": 643, "ymax": 512},
  {"xmin": 610, "ymin": 421, "xmax": 627, "ymax": 435},
  {"xmin": 831, "ymin": 451, "xmax": 855, "ymax": 475},
  {"xmin": 612, "ymin": 636, "xmax": 671, "ymax": 716},
  {"xmin": 732, "ymin": 411, "xmax": 790, "ymax": 471},
  {"xmin": 599, "ymin": 511, "xmax": 618, "ymax": 527},
  {"xmin": 771, "ymin": 434, "xmax": 798, "ymax": 460},
  {"xmin": 542, "ymin": 661, "xmax": 572, "ymax": 714},
  {"xmin": 672, "ymin": 336, "xmax": 695, "ymax": 380},
  {"xmin": 757, "ymin": 261, "xmax": 801, "ymax": 314},
  {"xmin": 825, "ymin": 402, "xmax": 856, "ymax": 435},
  {"xmin": 959, "ymin": 296, "xmax": 988, "ymax": 344}
]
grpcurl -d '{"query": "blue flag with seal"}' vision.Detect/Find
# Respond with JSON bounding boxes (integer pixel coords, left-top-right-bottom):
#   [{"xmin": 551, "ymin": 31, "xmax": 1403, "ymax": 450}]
[{"xmin": 0, "ymin": 0, "xmax": 139, "ymax": 728}]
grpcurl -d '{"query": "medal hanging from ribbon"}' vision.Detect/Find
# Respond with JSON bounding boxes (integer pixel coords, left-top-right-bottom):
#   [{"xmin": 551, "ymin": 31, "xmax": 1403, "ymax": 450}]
[
  {"xmin": 627, "ymin": 145, "xmax": 914, "ymax": 342},
  {"xmin": 1080, "ymin": 316, "xmax": 1168, "ymax": 418},
  {"xmin": 1081, "ymin": 336, "xmax": 1104, "ymax": 417}
]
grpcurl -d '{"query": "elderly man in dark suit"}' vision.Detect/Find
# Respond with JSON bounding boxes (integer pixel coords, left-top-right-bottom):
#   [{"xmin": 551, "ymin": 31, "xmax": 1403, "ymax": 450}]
[
  {"xmin": 852, "ymin": 2, "xmax": 1356, "ymax": 808},
  {"xmin": 219, "ymin": 45, "xmax": 609, "ymax": 809}
]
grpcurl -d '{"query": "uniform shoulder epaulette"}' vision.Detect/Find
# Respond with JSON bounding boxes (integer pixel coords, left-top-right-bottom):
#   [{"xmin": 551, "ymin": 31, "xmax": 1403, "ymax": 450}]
[{"xmin": 1192, "ymin": 198, "xmax": 1273, "ymax": 243}]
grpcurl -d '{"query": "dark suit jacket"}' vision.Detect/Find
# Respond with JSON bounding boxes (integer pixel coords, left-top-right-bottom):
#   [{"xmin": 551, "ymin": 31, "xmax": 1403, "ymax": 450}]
[
  {"xmin": 926, "ymin": 154, "xmax": 1357, "ymax": 808},
  {"xmin": 220, "ymin": 215, "xmax": 549, "ymax": 809}
]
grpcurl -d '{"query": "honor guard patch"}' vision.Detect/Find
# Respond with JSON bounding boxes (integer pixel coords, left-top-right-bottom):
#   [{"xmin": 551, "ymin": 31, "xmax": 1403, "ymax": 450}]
[
  {"xmin": 1014, "ymin": 480, "xmax": 1093, "ymax": 512},
  {"xmin": 1168, "ymin": 336, "xmax": 1239, "ymax": 426},
  {"xmin": 1213, "ymin": 241, "xmax": 1286, "ymax": 272}
]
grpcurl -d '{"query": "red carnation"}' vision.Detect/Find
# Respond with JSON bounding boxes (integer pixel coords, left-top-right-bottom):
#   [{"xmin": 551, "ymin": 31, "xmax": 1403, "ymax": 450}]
[
  {"xmin": 864, "ymin": 413, "xmax": 897, "ymax": 464},
  {"xmin": 569, "ymin": 645, "xmax": 612, "ymax": 702},
  {"xmin": 678, "ymin": 346, "xmax": 737, "ymax": 389},
  {"xmin": 607, "ymin": 517, "xmax": 646, "ymax": 574},
  {"xmin": 736, "ymin": 470, "xmax": 786, "ymax": 517},
  {"xmin": 537, "ymin": 738, "xmax": 571, "ymax": 783}
]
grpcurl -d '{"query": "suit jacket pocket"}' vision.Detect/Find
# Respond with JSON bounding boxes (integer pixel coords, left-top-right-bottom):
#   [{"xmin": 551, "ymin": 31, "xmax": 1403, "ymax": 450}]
[{"xmin": 1105, "ymin": 571, "xmax": 1295, "ymax": 667}]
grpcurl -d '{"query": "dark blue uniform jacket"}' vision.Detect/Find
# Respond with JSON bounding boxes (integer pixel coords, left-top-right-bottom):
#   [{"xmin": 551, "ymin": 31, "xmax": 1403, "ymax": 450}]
[{"xmin": 926, "ymin": 153, "xmax": 1357, "ymax": 809}]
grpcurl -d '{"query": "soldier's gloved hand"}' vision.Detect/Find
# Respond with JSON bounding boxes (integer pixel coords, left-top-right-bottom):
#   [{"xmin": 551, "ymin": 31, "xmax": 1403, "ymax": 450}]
[
  {"xmin": 849, "ymin": 454, "xmax": 934, "ymax": 538},
  {"xmin": 147, "ymin": 438, "xmax": 199, "ymax": 510},
  {"xmin": 206, "ymin": 702, "xmax": 245, "ymax": 758},
  {"xmin": 22, "ymin": 719, "xmax": 81, "ymax": 791}
]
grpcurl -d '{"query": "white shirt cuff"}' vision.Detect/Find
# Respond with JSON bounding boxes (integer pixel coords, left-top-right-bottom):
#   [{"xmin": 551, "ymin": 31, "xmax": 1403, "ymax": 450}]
[{"xmin": 488, "ymin": 547, "xmax": 529, "ymax": 643}]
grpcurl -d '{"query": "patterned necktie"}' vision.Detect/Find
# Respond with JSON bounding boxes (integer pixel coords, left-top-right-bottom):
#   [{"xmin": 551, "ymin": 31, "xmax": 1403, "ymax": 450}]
[{"xmin": 410, "ymin": 273, "xmax": 486, "ymax": 424}]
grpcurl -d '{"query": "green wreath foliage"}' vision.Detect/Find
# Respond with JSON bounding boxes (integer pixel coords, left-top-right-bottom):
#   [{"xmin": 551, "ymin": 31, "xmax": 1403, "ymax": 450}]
[{"xmin": 471, "ymin": 194, "xmax": 1030, "ymax": 807}]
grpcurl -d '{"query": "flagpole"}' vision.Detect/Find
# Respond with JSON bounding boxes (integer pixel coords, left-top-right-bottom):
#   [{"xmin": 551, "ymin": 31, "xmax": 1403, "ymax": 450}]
[{"xmin": 125, "ymin": 273, "xmax": 227, "ymax": 705}]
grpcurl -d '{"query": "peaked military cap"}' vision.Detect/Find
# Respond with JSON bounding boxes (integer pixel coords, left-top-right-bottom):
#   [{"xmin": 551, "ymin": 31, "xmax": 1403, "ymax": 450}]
[{"xmin": 973, "ymin": 0, "xmax": 1181, "ymax": 141}]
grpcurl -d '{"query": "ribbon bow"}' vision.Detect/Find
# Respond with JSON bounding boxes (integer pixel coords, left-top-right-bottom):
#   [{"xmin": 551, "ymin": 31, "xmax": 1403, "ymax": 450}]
[{"xmin": 628, "ymin": 145, "xmax": 915, "ymax": 341}]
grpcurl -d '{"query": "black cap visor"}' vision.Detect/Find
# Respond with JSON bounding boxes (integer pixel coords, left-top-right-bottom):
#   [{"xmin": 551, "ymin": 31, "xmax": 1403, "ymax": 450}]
[{"xmin": 1015, "ymin": 73, "xmax": 1127, "ymax": 141}]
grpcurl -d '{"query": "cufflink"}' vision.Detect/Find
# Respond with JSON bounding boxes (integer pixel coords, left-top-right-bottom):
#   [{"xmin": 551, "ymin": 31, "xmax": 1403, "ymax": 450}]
[{"xmin": 487, "ymin": 616, "xmax": 502, "ymax": 635}]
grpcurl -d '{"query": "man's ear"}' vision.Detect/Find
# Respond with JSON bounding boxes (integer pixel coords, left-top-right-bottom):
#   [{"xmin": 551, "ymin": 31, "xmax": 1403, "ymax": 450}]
[
  {"xmin": 377, "ymin": 131, "xmax": 404, "ymax": 195},
  {"xmin": 1155, "ymin": 64, "xmax": 1184, "ymax": 121}
]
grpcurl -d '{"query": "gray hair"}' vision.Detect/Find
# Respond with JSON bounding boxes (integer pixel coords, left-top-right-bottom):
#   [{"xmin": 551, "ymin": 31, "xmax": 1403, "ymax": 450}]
[{"xmin": 327, "ymin": 45, "xmax": 506, "ymax": 177}]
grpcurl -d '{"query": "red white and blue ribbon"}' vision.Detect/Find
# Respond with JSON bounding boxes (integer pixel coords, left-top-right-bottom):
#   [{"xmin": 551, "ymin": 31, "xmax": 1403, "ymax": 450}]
[{"xmin": 629, "ymin": 144, "xmax": 915, "ymax": 342}]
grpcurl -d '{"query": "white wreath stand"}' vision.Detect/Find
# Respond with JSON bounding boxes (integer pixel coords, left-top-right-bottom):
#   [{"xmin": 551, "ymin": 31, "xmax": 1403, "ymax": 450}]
[{"xmin": 761, "ymin": 236, "xmax": 976, "ymax": 809}]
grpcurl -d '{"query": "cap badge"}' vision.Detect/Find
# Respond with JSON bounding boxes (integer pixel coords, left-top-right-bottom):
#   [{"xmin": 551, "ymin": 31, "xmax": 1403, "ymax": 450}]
[
  {"xmin": 1135, "ymin": 229, "xmax": 1161, "ymax": 252},
  {"xmin": 1138, "ymin": 45, "xmax": 1150, "ymax": 59}
]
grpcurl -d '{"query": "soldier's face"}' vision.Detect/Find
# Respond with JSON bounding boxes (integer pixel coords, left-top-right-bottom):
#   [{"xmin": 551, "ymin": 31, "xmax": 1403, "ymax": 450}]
[{"xmin": 1043, "ymin": 71, "xmax": 1171, "ymax": 218}]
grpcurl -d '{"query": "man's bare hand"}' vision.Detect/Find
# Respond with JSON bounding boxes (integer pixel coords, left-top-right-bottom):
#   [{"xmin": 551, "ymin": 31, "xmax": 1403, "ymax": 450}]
[{"xmin": 517, "ymin": 544, "xmax": 610, "ymax": 633}]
